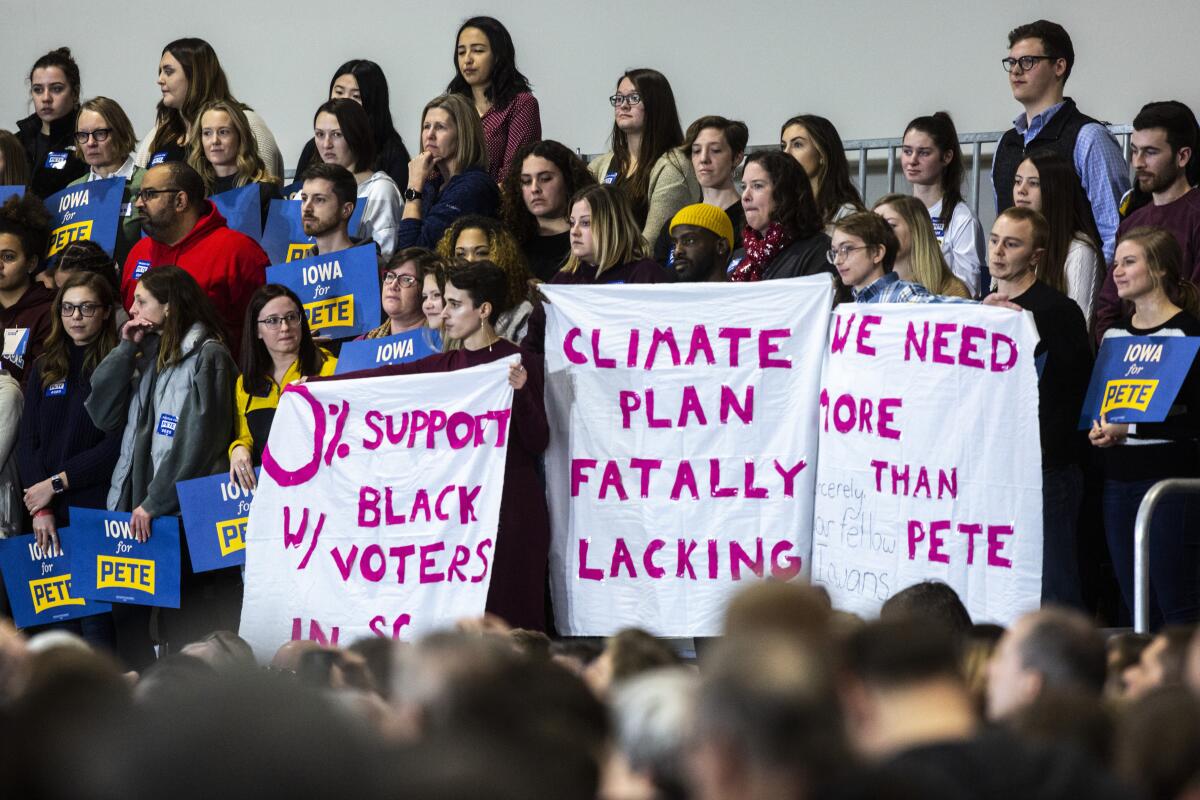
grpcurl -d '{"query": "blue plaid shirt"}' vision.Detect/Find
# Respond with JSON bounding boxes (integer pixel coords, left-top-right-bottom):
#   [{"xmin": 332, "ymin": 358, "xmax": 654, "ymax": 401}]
[{"xmin": 852, "ymin": 272, "xmax": 935, "ymax": 303}]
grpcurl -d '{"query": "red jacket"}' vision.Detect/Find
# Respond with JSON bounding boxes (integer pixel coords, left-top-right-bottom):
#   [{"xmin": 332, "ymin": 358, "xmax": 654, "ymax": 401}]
[{"xmin": 121, "ymin": 201, "xmax": 269, "ymax": 359}]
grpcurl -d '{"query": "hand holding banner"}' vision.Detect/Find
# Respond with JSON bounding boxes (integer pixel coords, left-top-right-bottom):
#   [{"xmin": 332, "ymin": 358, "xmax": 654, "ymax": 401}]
[
  {"xmin": 65, "ymin": 508, "xmax": 182, "ymax": 608},
  {"xmin": 0, "ymin": 533, "xmax": 111, "ymax": 628}
]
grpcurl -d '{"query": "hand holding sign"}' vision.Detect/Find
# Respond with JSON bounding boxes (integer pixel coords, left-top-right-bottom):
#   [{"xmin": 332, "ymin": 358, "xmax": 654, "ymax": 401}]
[
  {"xmin": 1089, "ymin": 414, "xmax": 1128, "ymax": 448},
  {"xmin": 130, "ymin": 506, "xmax": 153, "ymax": 543},
  {"xmin": 230, "ymin": 445, "xmax": 257, "ymax": 491}
]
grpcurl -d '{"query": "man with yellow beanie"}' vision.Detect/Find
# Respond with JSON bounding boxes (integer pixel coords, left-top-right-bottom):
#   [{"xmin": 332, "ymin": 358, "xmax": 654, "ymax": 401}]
[{"xmin": 668, "ymin": 203, "xmax": 734, "ymax": 282}]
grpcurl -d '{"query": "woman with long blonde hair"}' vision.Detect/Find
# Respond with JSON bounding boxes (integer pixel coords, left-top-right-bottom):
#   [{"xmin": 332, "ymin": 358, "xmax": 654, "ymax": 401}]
[
  {"xmin": 187, "ymin": 100, "xmax": 281, "ymax": 226},
  {"xmin": 873, "ymin": 194, "xmax": 970, "ymax": 298}
]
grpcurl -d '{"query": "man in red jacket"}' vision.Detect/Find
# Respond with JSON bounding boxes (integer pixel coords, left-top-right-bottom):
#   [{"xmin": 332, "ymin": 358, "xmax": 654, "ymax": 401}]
[{"xmin": 122, "ymin": 162, "xmax": 269, "ymax": 357}]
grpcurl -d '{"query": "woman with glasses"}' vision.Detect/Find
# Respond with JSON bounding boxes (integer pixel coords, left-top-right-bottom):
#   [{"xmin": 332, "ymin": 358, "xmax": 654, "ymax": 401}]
[
  {"xmin": 67, "ymin": 97, "xmax": 144, "ymax": 270},
  {"xmin": 780, "ymin": 114, "xmax": 865, "ymax": 233},
  {"xmin": 588, "ymin": 69, "xmax": 698, "ymax": 248},
  {"xmin": 17, "ymin": 48, "xmax": 89, "ymax": 198},
  {"xmin": 229, "ymin": 284, "xmax": 335, "ymax": 492},
  {"xmin": 729, "ymin": 151, "xmax": 832, "ymax": 282},
  {"xmin": 85, "ymin": 266, "xmax": 238, "ymax": 667},
  {"xmin": 362, "ymin": 248, "xmax": 437, "ymax": 340},
  {"xmin": 447, "ymin": 16, "xmax": 541, "ymax": 183}
]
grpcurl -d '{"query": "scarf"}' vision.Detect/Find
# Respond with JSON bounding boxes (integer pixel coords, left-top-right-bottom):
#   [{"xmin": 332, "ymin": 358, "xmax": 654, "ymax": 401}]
[{"xmin": 730, "ymin": 223, "xmax": 793, "ymax": 282}]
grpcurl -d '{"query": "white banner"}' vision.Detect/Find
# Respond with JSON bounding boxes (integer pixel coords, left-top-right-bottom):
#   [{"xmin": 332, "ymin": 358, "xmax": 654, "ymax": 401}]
[
  {"xmin": 239, "ymin": 360, "xmax": 514, "ymax": 658},
  {"xmin": 811, "ymin": 304, "xmax": 1043, "ymax": 625},
  {"xmin": 544, "ymin": 277, "xmax": 834, "ymax": 636}
]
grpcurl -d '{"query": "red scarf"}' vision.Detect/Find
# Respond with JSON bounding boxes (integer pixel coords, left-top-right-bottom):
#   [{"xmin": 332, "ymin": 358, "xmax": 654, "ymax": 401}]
[{"xmin": 730, "ymin": 223, "xmax": 793, "ymax": 282}]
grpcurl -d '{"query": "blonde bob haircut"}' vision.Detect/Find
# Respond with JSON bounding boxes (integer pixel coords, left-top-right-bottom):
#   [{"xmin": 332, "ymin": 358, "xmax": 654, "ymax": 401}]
[
  {"xmin": 76, "ymin": 96, "xmax": 138, "ymax": 163},
  {"xmin": 872, "ymin": 194, "xmax": 970, "ymax": 298},
  {"xmin": 562, "ymin": 184, "xmax": 647, "ymax": 277},
  {"xmin": 187, "ymin": 100, "xmax": 276, "ymax": 192},
  {"xmin": 420, "ymin": 93, "xmax": 487, "ymax": 173}
]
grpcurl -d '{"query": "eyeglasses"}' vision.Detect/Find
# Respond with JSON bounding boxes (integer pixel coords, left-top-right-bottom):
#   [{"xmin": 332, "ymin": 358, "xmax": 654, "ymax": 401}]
[
  {"xmin": 609, "ymin": 93, "xmax": 642, "ymax": 107},
  {"xmin": 136, "ymin": 187, "xmax": 182, "ymax": 202},
  {"xmin": 826, "ymin": 244, "xmax": 871, "ymax": 264},
  {"xmin": 383, "ymin": 272, "xmax": 419, "ymax": 287},
  {"xmin": 61, "ymin": 302, "xmax": 104, "ymax": 318},
  {"xmin": 258, "ymin": 311, "xmax": 302, "ymax": 329},
  {"xmin": 73, "ymin": 128, "xmax": 112, "ymax": 144},
  {"xmin": 1001, "ymin": 55, "xmax": 1056, "ymax": 73}
]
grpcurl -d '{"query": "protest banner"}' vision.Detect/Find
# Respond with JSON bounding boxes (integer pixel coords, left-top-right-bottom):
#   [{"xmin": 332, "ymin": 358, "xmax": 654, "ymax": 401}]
[
  {"xmin": 211, "ymin": 183, "xmax": 264, "ymax": 242},
  {"xmin": 543, "ymin": 277, "xmax": 833, "ymax": 636},
  {"xmin": 66, "ymin": 508, "xmax": 181, "ymax": 608},
  {"xmin": 811, "ymin": 304, "xmax": 1043, "ymax": 625},
  {"xmin": 261, "ymin": 198, "xmax": 365, "ymax": 265},
  {"xmin": 1079, "ymin": 335, "xmax": 1200, "ymax": 426},
  {"xmin": 334, "ymin": 329, "xmax": 443, "ymax": 374},
  {"xmin": 0, "ymin": 532, "xmax": 111, "ymax": 628},
  {"xmin": 42, "ymin": 177, "xmax": 124, "ymax": 265},
  {"xmin": 176, "ymin": 471, "xmax": 259, "ymax": 572},
  {"xmin": 239, "ymin": 359, "xmax": 514, "ymax": 657},
  {"xmin": 266, "ymin": 243, "xmax": 381, "ymax": 340}
]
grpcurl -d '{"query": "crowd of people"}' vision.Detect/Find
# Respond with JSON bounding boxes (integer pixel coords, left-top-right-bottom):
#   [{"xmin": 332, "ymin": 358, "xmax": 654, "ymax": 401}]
[{"xmin": 0, "ymin": 13, "xmax": 1199, "ymax": 797}]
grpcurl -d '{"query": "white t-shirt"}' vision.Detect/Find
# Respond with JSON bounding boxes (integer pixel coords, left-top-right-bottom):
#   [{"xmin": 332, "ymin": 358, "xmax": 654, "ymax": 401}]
[
  {"xmin": 357, "ymin": 171, "xmax": 404, "ymax": 259},
  {"xmin": 929, "ymin": 198, "xmax": 985, "ymax": 298}
]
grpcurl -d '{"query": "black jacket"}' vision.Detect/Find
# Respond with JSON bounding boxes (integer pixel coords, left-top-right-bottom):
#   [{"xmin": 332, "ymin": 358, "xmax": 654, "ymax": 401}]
[{"xmin": 15, "ymin": 112, "xmax": 89, "ymax": 199}]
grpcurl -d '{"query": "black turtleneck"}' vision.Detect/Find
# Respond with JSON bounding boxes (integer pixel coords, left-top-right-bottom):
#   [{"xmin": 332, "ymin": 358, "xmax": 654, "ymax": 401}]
[{"xmin": 15, "ymin": 111, "xmax": 89, "ymax": 198}]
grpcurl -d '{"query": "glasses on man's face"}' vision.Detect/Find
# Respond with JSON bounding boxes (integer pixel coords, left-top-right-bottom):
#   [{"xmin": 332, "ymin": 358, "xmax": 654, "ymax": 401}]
[
  {"xmin": 257, "ymin": 311, "xmax": 302, "ymax": 330},
  {"xmin": 73, "ymin": 128, "xmax": 112, "ymax": 144},
  {"xmin": 61, "ymin": 302, "xmax": 104, "ymax": 318},
  {"xmin": 383, "ymin": 272, "xmax": 419, "ymax": 287},
  {"xmin": 1001, "ymin": 55, "xmax": 1055, "ymax": 73},
  {"xmin": 609, "ymin": 93, "xmax": 642, "ymax": 108},
  {"xmin": 136, "ymin": 187, "xmax": 182, "ymax": 202},
  {"xmin": 826, "ymin": 244, "xmax": 871, "ymax": 264}
]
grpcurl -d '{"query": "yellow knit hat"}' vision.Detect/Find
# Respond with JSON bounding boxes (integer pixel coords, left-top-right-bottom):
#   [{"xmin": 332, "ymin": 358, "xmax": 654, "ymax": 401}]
[{"xmin": 669, "ymin": 203, "xmax": 735, "ymax": 251}]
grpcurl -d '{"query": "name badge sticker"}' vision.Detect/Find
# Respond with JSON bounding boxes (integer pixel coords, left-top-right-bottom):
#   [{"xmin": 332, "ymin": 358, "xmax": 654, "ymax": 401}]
[
  {"xmin": 603, "ymin": 171, "xmax": 619, "ymax": 185},
  {"xmin": 149, "ymin": 152, "xmax": 168, "ymax": 166},
  {"xmin": 156, "ymin": 413, "xmax": 178, "ymax": 437},
  {"xmin": 45, "ymin": 380, "xmax": 66, "ymax": 397},
  {"xmin": 3, "ymin": 328, "xmax": 29, "ymax": 359},
  {"xmin": 120, "ymin": 202, "xmax": 133, "ymax": 218},
  {"xmin": 45, "ymin": 151, "xmax": 69, "ymax": 170},
  {"xmin": 132, "ymin": 259, "xmax": 151, "ymax": 280}
]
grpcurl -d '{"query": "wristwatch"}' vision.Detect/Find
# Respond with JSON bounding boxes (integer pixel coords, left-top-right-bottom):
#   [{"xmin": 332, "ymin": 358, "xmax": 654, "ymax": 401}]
[
  {"xmin": 51, "ymin": 474, "xmax": 65, "ymax": 494},
  {"xmin": 403, "ymin": 187, "xmax": 423, "ymax": 201}
]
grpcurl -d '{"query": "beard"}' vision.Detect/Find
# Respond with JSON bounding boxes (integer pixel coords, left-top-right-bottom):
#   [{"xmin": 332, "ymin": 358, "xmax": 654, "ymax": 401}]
[
  {"xmin": 302, "ymin": 215, "xmax": 340, "ymax": 238},
  {"xmin": 1137, "ymin": 162, "xmax": 1183, "ymax": 194}
]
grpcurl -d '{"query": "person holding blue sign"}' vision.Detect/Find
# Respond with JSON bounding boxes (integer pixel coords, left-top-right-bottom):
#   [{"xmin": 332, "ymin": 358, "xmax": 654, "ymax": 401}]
[
  {"xmin": 16, "ymin": 48, "xmax": 88, "ymax": 199},
  {"xmin": 398, "ymin": 94, "xmax": 499, "ymax": 251},
  {"xmin": 87, "ymin": 266, "xmax": 240, "ymax": 661},
  {"xmin": 0, "ymin": 192, "xmax": 55, "ymax": 387},
  {"xmin": 1091, "ymin": 227, "xmax": 1200, "ymax": 626},
  {"xmin": 189, "ymin": 100, "xmax": 282, "ymax": 230},
  {"xmin": 66, "ymin": 96, "xmax": 145, "ymax": 271},
  {"xmin": 318, "ymin": 263, "xmax": 550, "ymax": 631},
  {"xmin": 18, "ymin": 272, "xmax": 121, "ymax": 554},
  {"xmin": 229, "ymin": 284, "xmax": 336, "ymax": 491},
  {"xmin": 313, "ymin": 99, "xmax": 402, "ymax": 259}
]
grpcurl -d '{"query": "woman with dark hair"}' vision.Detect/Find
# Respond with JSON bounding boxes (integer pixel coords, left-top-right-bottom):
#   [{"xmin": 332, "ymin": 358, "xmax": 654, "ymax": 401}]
[
  {"xmin": 902, "ymin": 112, "xmax": 986, "ymax": 297},
  {"xmin": 228, "ymin": 284, "xmax": 335, "ymax": 492},
  {"xmin": 188, "ymin": 100, "xmax": 282, "ymax": 229},
  {"xmin": 135, "ymin": 38, "xmax": 282, "ymax": 177},
  {"xmin": 86, "ymin": 265, "xmax": 239, "ymax": 667},
  {"xmin": 588, "ymin": 69, "xmax": 698, "ymax": 247},
  {"xmin": 780, "ymin": 114, "xmax": 865, "ymax": 232},
  {"xmin": 0, "ymin": 131, "xmax": 30, "ymax": 187},
  {"xmin": 1013, "ymin": 149, "xmax": 1105, "ymax": 327},
  {"xmin": 501, "ymin": 140, "xmax": 596, "ymax": 281},
  {"xmin": 436, "ymin": 214, "xmax": 533, "ymax": 341},
  {"xmin": 316, "ymin": 262, "xmax": 550, "ymax": 631},
  {"xmin": 51, "ymin": 240, "xmax": 120, "ymax": 297},
  {"xmin": 0, "ymin": 192, "xmax": 55, "ymax": 387},
  {"xmin": 729, "ymin": 151, "xmax": 832, "ymax": 282},
  {"xmin": 16, "ymin": 47, "xmax": 89, "ymax": 197},
  {"xmin": 1091, "ymin": 227, "xmax": 1200, "ymax": 626},
  {"xmin": 447, "ymin": 16, "xmax": 541, "ymax": 183},
  {"xmin": 400, "ymin": 93, "xmax": 500, "ymax": 249},
  {"xmin": 294, "ymin": 59, "xmax": 411, "ymax": 190},
  {"xmin": 314, "ymin": 98, "xmax": 403, "ymax": 258}
]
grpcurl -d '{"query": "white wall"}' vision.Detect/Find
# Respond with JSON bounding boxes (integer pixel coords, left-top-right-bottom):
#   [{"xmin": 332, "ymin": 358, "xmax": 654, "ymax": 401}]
[{"xmin": 4, "ymin": 1, "xmax": 1199, "ymax": 171}]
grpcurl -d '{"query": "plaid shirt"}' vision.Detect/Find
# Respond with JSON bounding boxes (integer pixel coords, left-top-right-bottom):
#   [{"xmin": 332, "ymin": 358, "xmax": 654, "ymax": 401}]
[{"xmin": 852, "ymin": 272, "xmax": 935, "ymax": 303}]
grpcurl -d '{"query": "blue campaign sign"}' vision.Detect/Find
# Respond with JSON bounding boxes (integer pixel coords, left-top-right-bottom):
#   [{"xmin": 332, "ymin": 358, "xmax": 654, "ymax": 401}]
[
  {"xmin": 175, "ymin": 471, "xmax": 256, "ymax": 572},
  {"xmin": 335, "ymin": 328, "xmax": 442, "ymax": 374},
  {"xmin": 260, "ymin": 198, "xmax": 364, "ymax": 265},
  {"xmin": 211, "ymin": 183, "xmax": 263, "ymax": 242},
  {"xmin": 0, "ymin": 185, "xmax": 25, "ymax": 205},
  {"xmin": 42, "ymin": 177, "xmax": 125, "ymax": 266},
  {"xmin": 266, "ymin": 243, "xmax": 381, "ymax": 340},
  {"xmin": 65, "ymin": 507, "xmax": 181, "ymax": 608},
  {"xmin": 0, "ymin": 532, "xmax": 111, "ymax": 629},
  {"xmin": 1078, "ymin": 335, "xmax": 1200, "ymax": 427}
]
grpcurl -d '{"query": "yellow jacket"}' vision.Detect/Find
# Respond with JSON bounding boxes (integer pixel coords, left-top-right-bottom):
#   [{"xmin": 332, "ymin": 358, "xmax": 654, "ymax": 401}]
[{"xmin": 229, "ymin": 349, "xmax": 338, "ymax": 460}]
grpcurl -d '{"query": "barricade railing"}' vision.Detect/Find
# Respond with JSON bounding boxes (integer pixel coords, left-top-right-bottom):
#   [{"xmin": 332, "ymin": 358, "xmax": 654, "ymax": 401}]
[{"xmin": 1133, "ymin": 477, "xmax": 1200, "ymax": 633}]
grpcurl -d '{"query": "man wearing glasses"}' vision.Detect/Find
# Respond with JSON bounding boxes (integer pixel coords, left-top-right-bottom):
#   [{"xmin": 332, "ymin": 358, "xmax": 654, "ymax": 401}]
[
  {"xmin": 991, "ymin": 19, "xmax": 1129, "ymax": 263},
  {"xmin": 119, "ymin": 161, "xmax": 269, "ymax": 358}
]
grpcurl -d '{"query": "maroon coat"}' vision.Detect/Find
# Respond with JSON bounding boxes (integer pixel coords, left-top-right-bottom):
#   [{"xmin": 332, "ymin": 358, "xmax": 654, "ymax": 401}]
[{"xmin": 323, "ymin": 339, "xmax": 551, "ymax": 631}]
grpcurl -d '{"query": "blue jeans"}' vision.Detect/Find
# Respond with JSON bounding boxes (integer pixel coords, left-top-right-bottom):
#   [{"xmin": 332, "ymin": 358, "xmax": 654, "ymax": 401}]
[
  {"xmin": 1103, "ymin": 478, "xmax": 1200, "ymax": 627},
  {"xmin": 1042, "ymin": 465, "xmax": 1084, "ymax": 608}
]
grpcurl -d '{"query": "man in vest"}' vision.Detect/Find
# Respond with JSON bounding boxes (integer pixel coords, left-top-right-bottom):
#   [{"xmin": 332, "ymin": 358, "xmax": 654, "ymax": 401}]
[{"xmin": 991, "ymin": 20, "xmax": 1129, "ymax": 263}]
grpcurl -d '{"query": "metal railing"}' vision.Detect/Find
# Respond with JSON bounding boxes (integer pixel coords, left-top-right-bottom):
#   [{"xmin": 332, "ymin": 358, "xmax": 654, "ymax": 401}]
[{"xmin": 1133, "ymin": 477, "xmax": 1200, "ymax": 633}]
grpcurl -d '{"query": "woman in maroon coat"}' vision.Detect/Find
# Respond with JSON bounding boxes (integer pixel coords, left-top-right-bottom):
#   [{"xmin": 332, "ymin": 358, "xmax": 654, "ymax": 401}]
[{"xmin": 321, "ymin": 262, "xmax": 550, "ymax": 630}]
